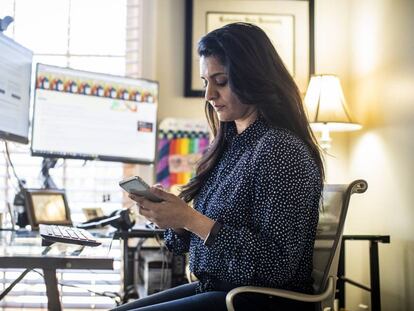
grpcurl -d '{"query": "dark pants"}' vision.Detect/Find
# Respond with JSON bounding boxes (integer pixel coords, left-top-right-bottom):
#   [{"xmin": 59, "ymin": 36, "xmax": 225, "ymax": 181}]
[{"xmin": 111, "ymin": 282, "xmax": 316, "ymax": 311}]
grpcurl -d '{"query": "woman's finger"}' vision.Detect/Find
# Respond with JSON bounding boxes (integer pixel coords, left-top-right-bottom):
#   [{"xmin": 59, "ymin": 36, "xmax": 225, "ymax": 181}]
[
  {"xmin": 138, "ymin": 205, "xmax": 151, "ymax": 218},
  {"xmin": 129, "ymin": 193, "xmax": 139, "ymax": 200},
  {"xmin": 153, "ymin": 183, "xmax": 164, "ymax": 190},
  {"xmin": 149, "ymin": 187, "xmax": 176, "ymax": 201},
  {"xmin": 129, "ymin": 193, "xmax": 146, "ymax": 204}
]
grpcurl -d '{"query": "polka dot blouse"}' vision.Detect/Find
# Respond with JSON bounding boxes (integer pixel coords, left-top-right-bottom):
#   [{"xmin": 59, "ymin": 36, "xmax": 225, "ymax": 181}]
[{"xmin": 164, "ymin": 117, "xmax": 322, "ymax": 294}]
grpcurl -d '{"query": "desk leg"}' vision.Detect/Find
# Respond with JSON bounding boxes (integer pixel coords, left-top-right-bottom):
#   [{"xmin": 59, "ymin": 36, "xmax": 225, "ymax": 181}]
[
  {"xmin": 337, "ymin": 239, "xmax": 346, "ymax": 309},
  {"xmin": 369, "ymin": 241, "xmax": 381, "ymax": 311},
  {"xmin": 122, "ymin": 238, "xmax": 129, "ymax": 301},
  {"xmin": 122, "ymin": 238, "xmax": 139, "ymax": 302},
  {"xmin": 43, "ymin": 268, "xmax": 62, "ymax": 311}
]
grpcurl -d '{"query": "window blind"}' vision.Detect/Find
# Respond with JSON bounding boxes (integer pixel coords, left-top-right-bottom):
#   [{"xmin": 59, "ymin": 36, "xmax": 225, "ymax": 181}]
[
  {"xmin": 0, "ymin": 119, "xmax": 124, "ymax": 311},
  {"xmin": 0, "ymin": 0, "xmax": 144, "ymax": 309}
]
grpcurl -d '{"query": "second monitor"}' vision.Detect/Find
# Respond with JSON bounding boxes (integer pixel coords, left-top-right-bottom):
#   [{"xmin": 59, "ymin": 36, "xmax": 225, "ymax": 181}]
[
  {"xmin": 0, "ymin": 33, "xmax": 32, "ymax": 144},
  {"xmin": 31, "ymin": 64, "xmax": 159, "ymax": 164}
]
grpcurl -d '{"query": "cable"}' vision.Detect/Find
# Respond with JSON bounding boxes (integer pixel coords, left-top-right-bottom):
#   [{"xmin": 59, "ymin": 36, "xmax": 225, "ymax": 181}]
[
  {"xmin": 127, "ymin": 238, "xmax": 146, "ymax": 296},
  {"xmin": 3, "ymin": 141, "xmax": 25, "ymax": 190},
  {"xmin": 2, "ymin": 140, "xmax": 25, "ymax": 191},
  {"xmin": 2, "ymin": 140, "xmax": 26, "ymax": 230},
  {"xmin": 0, "ymin": 263, "xmax": 121, "ymax": 305},
  {"xmin": 5, "ymin": 202, "xmax": 16, "ymax": 231},
  {"xmin": 107, "ymin": 232, "xmax": 116, "ymax": 256},
  {"xmin": 154, "ymin": 234, "xmax": 170, "ymax": 291},
  {"xmin": 31, "ymin": 269, "xmax": 122, "ymax": 306},
  {"xmin": 86, "ymin": 270, "xmax": 115, "ymax": 287},
  {"xmin": 0, "ymin": 268, "xmax": 31, "ymax": 301}
]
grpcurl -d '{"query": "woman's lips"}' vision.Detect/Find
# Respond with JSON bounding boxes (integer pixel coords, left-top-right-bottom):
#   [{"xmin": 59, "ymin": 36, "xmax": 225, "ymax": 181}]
[{"xmin": 213, "ymin": 105, "xmax": 225, "ymax": 111}]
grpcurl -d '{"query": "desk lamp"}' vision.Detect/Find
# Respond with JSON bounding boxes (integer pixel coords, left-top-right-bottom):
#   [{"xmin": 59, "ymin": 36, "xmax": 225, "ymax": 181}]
[{"xmin": 304, "ymin": 74, "xmax": 362, "ymax": 150}]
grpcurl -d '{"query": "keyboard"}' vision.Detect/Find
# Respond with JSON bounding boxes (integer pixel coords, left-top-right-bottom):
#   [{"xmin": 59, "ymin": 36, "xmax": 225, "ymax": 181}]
[{"xmin": 39, "ymin": 224, "xmax": 101, "ymax": 247}]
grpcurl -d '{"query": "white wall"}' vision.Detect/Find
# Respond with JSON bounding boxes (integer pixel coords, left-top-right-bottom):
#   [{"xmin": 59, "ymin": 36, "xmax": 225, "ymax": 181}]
[
  {"xmin": 347, "ymin": 0, "xmax": 414, "ymax": 310},
  {"xmin": 153, "ymin": 0, "xmax": 205, "ymax": 120},
  {"xmin": 316, "ymin": 0, "xmax": 414, "ymax": 310}
]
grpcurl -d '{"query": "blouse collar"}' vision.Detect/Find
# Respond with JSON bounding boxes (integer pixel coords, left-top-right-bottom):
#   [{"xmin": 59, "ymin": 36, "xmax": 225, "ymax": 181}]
[{"xmin": 224, "ymin": 116, "xmax": 269, "ymax": 148}]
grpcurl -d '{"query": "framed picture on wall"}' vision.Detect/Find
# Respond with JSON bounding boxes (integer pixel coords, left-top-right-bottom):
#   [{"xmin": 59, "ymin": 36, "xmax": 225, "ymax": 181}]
[{"xmin": 184, "ymin": 0, "xmax": 314, "ymax": 97}]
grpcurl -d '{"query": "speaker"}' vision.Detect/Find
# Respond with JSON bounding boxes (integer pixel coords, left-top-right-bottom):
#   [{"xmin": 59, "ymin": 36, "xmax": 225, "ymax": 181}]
[{"xmin": 77, "ymin": 208, "xmax": 135, "ymax": 230}]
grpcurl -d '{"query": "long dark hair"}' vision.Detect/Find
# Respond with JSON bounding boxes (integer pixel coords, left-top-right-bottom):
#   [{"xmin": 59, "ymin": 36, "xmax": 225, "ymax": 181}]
[{"xmin": 180, "ymin": 22, "xmax": 324, "ymax": 202}]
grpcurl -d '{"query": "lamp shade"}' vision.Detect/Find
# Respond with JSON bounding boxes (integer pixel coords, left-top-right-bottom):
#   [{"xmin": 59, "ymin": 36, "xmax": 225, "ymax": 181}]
[{"xmin": 304, "ymin": 74, "xmax": 362, "ymax": 132}]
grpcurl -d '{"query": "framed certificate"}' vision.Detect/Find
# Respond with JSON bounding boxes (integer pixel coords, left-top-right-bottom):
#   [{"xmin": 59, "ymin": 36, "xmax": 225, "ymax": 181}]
[{"xmin": 184, "ymin": 0, "xmax": 314, "ymax": 97}]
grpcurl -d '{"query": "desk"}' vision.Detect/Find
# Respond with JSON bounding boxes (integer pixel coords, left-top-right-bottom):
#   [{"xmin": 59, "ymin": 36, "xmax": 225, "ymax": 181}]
[
  {"xmin": 337, "ymin": 235, "xmax": 390, "ymax": 311},
  {"xmin": 0, "ymin": 230, "xmax": 114, "ymax": 311}
]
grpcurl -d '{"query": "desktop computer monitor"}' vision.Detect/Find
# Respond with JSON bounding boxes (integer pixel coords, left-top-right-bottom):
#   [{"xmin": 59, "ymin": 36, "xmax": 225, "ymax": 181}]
[
  {"xmin": 0, "ymin": 33, "xmax": 33, "ymax": 144},
  {"xmin": 31, "ymin": 63, "xmax": 159, "ymax": 164},
  {"xmin": 24, "ymin": 188, "xmax": 72, "ymax": 230}
]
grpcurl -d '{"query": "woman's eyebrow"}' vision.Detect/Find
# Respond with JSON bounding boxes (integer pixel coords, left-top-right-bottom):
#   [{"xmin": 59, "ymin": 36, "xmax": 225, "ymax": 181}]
[{"xmin": 200, "ymin": 72, "xmax": 226, "ymax": 79}]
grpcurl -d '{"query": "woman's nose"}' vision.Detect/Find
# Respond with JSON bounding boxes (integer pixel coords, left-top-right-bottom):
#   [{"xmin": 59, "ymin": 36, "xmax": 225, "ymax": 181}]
[{"xmin": 205, "ymin": 84, "xmax": 218, "ymax": 101}]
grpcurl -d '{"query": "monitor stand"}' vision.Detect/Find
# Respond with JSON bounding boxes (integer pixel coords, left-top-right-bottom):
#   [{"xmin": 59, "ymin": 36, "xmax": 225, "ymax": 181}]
[
  {"xmin": 41, "ymin": 157, "xmax": 58, "ymax": 189},
  {"xmin": 12, "ymin": 158, "xmax": 59, "ymax": 229},
  {"xmin": 0, "ymin": 16, "xmax": 14, "ymax": 32}
]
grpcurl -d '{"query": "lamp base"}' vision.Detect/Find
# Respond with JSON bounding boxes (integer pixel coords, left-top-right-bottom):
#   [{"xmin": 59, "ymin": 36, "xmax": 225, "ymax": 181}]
[{"xmin": 320, "ymin": 126, "xmax": 332, "ymax": 150}]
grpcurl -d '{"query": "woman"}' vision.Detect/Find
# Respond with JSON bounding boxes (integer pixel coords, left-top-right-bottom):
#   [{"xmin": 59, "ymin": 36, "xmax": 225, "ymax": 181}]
[{"xmin": 113, "ymin": 22, "xmax": 324, "ymax": 311}]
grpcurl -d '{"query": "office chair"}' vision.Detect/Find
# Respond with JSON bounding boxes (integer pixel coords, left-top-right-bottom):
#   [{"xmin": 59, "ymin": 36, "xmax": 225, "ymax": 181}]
[{"xmin": 226, "ymin": 179, "xmax": 368, "ymax": 311}]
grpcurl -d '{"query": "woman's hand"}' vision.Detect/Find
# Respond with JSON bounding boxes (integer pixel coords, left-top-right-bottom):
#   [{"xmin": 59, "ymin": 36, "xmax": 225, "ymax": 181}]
[
  {"xmin": 129, "ymin": 187, "xmax": 194, "ymax": 230},
  {"xmin": 129, "ymin": 186, "xmax": 215, "ymax": 240}
]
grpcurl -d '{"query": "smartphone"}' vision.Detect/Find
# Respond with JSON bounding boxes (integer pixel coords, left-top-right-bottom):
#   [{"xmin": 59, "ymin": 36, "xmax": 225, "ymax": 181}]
[{"xmin": 119, "ymin": 176, "xmax": 163, "ymax": 203}]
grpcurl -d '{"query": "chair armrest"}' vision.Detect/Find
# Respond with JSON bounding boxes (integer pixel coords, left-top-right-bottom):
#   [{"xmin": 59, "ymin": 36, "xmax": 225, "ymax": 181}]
[{"xmin": 226, "ymin": 276, "xmax": 335, "ymax": 311}]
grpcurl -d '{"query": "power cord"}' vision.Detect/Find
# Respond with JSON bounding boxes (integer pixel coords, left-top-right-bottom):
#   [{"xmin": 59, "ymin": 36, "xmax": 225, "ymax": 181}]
[
  {"xmin": 0, "ymin": 266, "xmax": 122, "ymax": 306},
  {"xmin": 2, "ymin": 140, "xmax": 27, "ymax": 229},
  {"xmin": 106, "ymin": 232, "xmax": 116, "ymax": 256},
  {"xmin": 155, "ymin": 234, "xmax": 170, "ymax": 291},
  {"xmin": 0, "ymin": 268, "xmax": 31, "ymax": 301},
  {"xmin": 31, "ymin": 269, "xmax": 122, "ymax": 306},
  {"xmin": 127, "ymin": 238, "xmax": 146, "ymax": 298},
  {"xmin": 2, "ymin": 140, "xmax": 25, "ymax": 191},
  {"xmin": 4, "ymin": 141, "xmax": 24, "ymax": 190}
]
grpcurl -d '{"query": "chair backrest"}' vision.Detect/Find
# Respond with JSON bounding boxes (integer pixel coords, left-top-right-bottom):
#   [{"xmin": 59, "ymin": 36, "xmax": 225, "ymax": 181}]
[{"xmin": 312, "ymin": 180, "xmax": 368, "ymax": 295}]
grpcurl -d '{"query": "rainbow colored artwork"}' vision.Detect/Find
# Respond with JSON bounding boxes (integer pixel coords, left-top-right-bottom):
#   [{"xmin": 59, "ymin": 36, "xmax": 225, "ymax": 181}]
[{"xmin": 156, "ymin": 119, "xmax": 210, "ymax": 189}]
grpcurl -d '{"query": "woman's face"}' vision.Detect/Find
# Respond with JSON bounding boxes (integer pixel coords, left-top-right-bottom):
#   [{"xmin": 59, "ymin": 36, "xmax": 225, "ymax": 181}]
[{"xmin": 200, "ymin": 56, "xmax": 256, "ymax": 127}]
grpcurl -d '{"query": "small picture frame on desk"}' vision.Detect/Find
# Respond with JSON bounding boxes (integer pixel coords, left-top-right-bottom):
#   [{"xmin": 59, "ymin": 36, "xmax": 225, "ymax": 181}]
[
  {"xmin": 184, "ymin": 0, "xmax": 315, "ymax": 97},
  {"xmin": 24, "ymin": 189, "xmax": 72, "ymax": 230}
]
